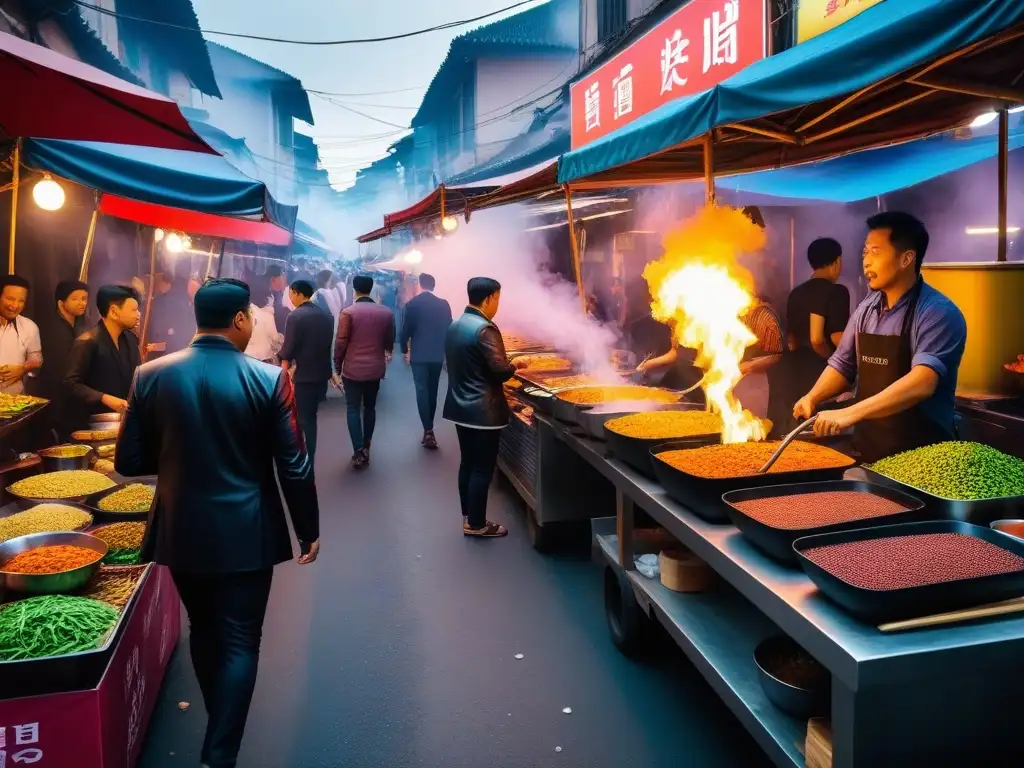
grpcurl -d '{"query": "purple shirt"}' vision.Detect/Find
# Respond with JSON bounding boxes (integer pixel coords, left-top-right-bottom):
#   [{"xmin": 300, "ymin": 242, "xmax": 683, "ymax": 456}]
[{"xmin": 827, "ymin": 280, "xmax": 966, "ymax": 433}]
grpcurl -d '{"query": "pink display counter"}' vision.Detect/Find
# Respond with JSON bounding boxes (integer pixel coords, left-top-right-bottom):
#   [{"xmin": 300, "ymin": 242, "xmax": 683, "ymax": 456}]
[{"xmin": 0, "ymin": 565, "xmax": 180, "ymax": 767}]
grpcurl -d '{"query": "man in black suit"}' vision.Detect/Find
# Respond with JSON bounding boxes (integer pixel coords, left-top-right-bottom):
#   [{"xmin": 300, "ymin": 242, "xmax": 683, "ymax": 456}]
[
  {"xmin": 38, "ymin": 280, "xmax": 89, "ymax": 439},
  {"xmin": 65, "ymin": 284, "xmax": 141, "ymax": 419},
  {"xmin": 116, "ymin": 279, "xmax": 320, "ymax": 768},
  {"xmin": 279, "ymin": 279, "xmax": 335, "ymax": 464},
  {"xmin": 399, "ymin": 273, "xmax": 452, "ymax": 449}
]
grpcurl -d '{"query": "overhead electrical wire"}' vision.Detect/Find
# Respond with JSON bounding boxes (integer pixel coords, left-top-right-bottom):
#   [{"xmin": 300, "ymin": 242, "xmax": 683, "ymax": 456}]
[
  {"xmin": 306, "ymin": 85, "xmax": 428, "ymax": 97},
  {"xmin": 70, "ymin": 0, "xmax": 548, "ymax": 45}
]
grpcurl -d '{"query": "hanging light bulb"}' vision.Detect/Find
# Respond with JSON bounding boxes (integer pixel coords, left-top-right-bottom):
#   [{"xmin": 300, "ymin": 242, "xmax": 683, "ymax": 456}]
[
  {"xmin": 970, "ymin": 112, "xmax": 998, "ymax": 128},
  {"xmin": 154, "ymin": 228, "xmax": 165, "ymax": 242},
  {"xmin": 441, "ymin": 215, "xmax": 458, "ymax": 232},
  {"xmin": 32, "ymin": 174, "xmax": 65, "ymax": 211},
  {"xmin": 404, "ymin": 249, "xmax": 423, "ymax": 265},
  {"xmin": 164, "ymin": 232, "xmax": 184, "ymax": 253}
]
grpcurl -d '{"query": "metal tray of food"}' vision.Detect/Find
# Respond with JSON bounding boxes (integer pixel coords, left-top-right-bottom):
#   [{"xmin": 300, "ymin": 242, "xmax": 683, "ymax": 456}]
[
  {"xmin": 861, "ymin": 467, "xmax": 1024, "ymax": 526},
  {"xmin": 83, "ymin": 482, "xmax": 155, "ymax": 522},
  {"xmin": 577, "ymin": 402, "xmax": 701, "ymax": 441},
  {"xmin": 551, "ymin": 386, "xmax": 683, "ymax": 426},
  {"xmin": 0, "ymin": 563, "xmax": 151, "ymax": 699},
  {"xmin": 722, "ymin": 480, "xmax": 930, "ymax": 564},
  {"xmin": 650, "ymin": 441, "xmax": 857, "ymax": 523},
  {"xmin": 6, "ymin": 471, "xmax": 117, "ymax": 510},
  {"xmin": 793, "ymin": 520, "xmax": 1024, "ymax": 623},
  {"xmin": 604, "ymin": 408, "xmax": 718, "ymax": 477}
]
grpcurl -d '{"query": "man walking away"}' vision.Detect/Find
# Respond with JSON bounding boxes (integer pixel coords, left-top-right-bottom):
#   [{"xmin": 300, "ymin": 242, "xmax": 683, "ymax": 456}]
[
  {"xmin": 400, "ymin": 273, "xmax": 452, "ymax": 449},
  {"xmin": 65, "ymin": 285, "xmax": 141, "ymax": 418},
  {"xmin": 279, "ymin": 280, "xmax": 334, "ymax": 464},
  {"xmin": 116, "ymin": 279, "xmax": 320, "ymax": 768},
  {"xmin": 443, "ymin": 277, "xmax": 526, "ymax": 538},
  {"xmin": 335, "ymin": 274, "xmax": 395, "ymax": 469}
]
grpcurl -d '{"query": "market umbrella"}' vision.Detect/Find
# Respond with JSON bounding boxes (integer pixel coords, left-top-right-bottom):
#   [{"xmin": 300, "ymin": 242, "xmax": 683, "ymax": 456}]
[{"xmin": 0, "ymin": 31, "xmax": 213, "ymax": 152}]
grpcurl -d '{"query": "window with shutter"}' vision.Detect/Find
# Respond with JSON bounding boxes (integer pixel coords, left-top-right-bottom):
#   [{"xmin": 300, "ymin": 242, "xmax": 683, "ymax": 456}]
[{"xmin": 597, "ymin": 0, "xmax": 628, "ymax": 43}]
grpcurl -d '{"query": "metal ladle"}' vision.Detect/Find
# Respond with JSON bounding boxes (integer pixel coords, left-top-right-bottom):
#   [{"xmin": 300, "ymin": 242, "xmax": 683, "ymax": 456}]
[{"xmin": 757, "ymin": 415, "xmax": 818, "ymax": 474}]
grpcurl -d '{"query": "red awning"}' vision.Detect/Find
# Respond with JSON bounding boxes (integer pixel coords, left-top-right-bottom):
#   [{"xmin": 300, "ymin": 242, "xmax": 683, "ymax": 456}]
[
  {"xmin": 99, "ymin": 195, "xmax": 292, "ymax": 247},
  {"xmin": 0, "ymin": 31, "xmax": 214, "ymax": 153},
  {"xmin": 357, "ymin": 225, "xmax": 392, "ymax": 244}
]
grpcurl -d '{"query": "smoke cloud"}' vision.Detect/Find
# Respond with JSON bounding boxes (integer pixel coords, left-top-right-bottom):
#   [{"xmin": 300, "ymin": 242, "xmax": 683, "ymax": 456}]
[{"xmin": 396, "ymin": 207, "xmax": 620, "ymax": 377}]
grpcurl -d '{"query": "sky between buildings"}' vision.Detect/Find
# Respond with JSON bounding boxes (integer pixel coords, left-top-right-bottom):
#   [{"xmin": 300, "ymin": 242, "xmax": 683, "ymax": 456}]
[{"xmin": 191, "ymin": 0, "xmax": 551, "ymax": 191}]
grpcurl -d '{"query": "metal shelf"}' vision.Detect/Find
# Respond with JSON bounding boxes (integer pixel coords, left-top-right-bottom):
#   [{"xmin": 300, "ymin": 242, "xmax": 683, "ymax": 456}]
[{"xmin": 596, "ymin": 533, "xmax": 805, "ymax": 768}]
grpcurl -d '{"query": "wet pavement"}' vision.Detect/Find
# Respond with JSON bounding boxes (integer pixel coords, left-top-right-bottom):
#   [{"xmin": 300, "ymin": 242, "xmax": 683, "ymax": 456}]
[{"xmin": 140, "ymin": 364, "xmax": 770, "ymax": 768}]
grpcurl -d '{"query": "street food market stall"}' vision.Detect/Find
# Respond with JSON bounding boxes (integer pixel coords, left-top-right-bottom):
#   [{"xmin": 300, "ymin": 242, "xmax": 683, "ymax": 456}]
[{"xmin": 535, "ymin": 0, "xmax": 1024, "ymax": 765}]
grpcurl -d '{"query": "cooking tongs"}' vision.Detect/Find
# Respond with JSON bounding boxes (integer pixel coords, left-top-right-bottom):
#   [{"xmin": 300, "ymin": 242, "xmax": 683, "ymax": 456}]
[{"xmin": 757, "ymin": 415, "xmax": 818, "ymax": 474}]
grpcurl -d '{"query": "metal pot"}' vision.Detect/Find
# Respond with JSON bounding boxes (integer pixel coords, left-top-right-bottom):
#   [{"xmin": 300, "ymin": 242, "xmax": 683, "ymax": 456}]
[
  {"xmin": 0, "ymin": 530, "xmax": 107, "ymax": 595},
  {"xmin": 37, "ymin": 445, "xmax": 94, "ymax": 472}
]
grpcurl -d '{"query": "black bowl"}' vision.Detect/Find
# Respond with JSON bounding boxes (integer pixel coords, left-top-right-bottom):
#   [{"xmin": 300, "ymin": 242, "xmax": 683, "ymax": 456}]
[{"xmin": 753, "ymin": 635, "xmax": 830, "ymax": 718}]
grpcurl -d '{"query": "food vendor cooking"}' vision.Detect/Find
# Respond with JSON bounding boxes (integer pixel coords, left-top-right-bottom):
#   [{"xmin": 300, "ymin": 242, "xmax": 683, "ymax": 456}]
[
  {"xmin": 793, "ymin": 212, "xmax": 966, "ymax": 463},
  {"xmin": 0, "ymin": 275, "xmax": 42, "ymax": 395}
]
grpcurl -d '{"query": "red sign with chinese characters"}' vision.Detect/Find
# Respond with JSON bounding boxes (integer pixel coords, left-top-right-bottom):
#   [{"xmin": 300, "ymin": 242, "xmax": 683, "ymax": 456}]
[{"xmin": 570, "ymin": 0, "xmax": 767, "ymax": 149}]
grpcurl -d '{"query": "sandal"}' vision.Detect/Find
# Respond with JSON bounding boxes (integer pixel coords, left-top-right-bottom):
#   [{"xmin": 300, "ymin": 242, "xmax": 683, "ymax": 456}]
[
  {"xmin": 423, "ymin": 431, "xmax": 438, "ymax": 450},
  {"xmin": 463, "ymin": 521, "xmax": 508, "ymax": 538}
]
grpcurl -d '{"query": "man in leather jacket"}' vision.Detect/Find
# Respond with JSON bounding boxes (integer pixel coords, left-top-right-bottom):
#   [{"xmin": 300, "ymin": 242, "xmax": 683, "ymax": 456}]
[
  {"xmin": 116, "ymin": 278, "xmax": 320, "ymax": 768},
  {"xmin": 443, "ymin": 277, "xmax": 526, "ymax": 538}
]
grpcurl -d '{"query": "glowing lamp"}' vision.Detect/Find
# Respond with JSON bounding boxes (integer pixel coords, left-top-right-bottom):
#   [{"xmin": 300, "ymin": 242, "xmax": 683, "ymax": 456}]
[
  {"xmin": 32, "ymin": 174, "xmax": 65, "ymax": 211},
  {"xmin": 970, "ymin": 112, "xmax": 998, "ymax": 128},
  {"xmin": 164, "ymin": 232, "xmax": 184, "ymax": 253},
  {"xmin": 404, "ymin": 249, "xmax": 423, "ymax": 265},
  {"xmin": 441, "ymin": 216, "xmax": 458, "ymax": 232},
  {"xmin": 154, "ymin": 228, "xmax": 165, "ymax": 242}
]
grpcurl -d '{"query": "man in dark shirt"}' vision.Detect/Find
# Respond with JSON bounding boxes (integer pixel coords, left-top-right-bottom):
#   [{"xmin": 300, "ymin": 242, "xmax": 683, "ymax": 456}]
[
  {"xmin": 38, "ymin": 280, "xmax": 89, "ymax": 439},
  {"xmin": 267, "ymin": 265, "xmax": 290, "ymax": 335},
  {"xmin": 279, "ymin": 280, "xmax": 335, "ymax": 465},
  {"xmin": 786, "ymin": 238, "xmax": 851, "ymax": 359},
  {"xmin": 65, "ymin": 285, "xmax": 141, "ymax": 418},
  {"xmin": 769, "ymin": 238, "xmax": 852, "ymax": 435},
  {"xmin": 399, "ymin": 273, "xmax": 452, "ymax": 449}
]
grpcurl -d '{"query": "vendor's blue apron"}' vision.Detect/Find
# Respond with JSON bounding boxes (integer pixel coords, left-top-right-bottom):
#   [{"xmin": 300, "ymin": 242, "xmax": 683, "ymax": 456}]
[{"xmin": 853, "ymin": 284, "xmax": 952, "ymax": 463}]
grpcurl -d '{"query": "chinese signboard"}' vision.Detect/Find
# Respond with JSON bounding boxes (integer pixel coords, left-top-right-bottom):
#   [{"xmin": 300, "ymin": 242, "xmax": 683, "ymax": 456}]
[
  {"xmin": 797, "ymin": 0, "xmax": 884, "ymax": 44},
  {"xmin": 570, "ymin": 0, "xmax": 766, "ymax": 150}
]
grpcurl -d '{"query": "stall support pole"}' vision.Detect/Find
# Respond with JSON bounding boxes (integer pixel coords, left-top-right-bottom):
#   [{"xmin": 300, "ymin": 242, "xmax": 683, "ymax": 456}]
[
  {"xmin": 562, "ymin": 184, "xmax": 587, "ymax": 314},
  {"xmin": 78, "ymin": 204, "xmax": 100, "ymax": 281},
  {"xmin": 997, "ymin": 109, "xmax": 1009, "ymax": 263},
  {"xmin": 7, "ymin": 140, "xmax": 20, "ymax": 274},
  {"xmin": 215, "ymin": 240, "xmax": 226, "ymax": 278},
  {"xmin": 703, "ymin": 134, "xmax": 716, "ymax": 206},
  {"xmin": 789, "ymin": 215, "xmax": 796, "ymax": 290},
  {"xmin": 139, "ymin": 238, "xmax": 157, "ymax": 358}
]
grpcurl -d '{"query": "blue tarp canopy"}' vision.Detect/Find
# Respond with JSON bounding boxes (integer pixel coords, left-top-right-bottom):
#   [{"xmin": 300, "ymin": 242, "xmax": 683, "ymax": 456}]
[
  {"xmin": 560, "ymin": 0, "xmax": 1024, "ymax": 186},
  {"xmin": 23, "ymin": 138, "xmax": 296, "ymax": 230},
  {"xmin": 717, "ymin": 130, "xmax": 1024, "ymax": 203}
]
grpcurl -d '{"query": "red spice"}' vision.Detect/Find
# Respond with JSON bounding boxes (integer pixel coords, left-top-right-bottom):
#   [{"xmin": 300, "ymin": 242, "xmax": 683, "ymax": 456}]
[
  {"xmin": 734, "ymin": 491, "xmax": 909, "ymax": 531},
  {"xmin": 2, "ymin": 545, "xmax": 101, "ymax": 574},
  {"xmin": 803, "ymin": 533, "xmax": 1024, "ymax": 591}
]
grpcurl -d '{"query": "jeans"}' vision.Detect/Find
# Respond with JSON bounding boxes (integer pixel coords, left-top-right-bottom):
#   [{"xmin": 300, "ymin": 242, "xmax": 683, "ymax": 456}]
[
  {"xmin": 172, "ymin": 569, "xmax": 274, "ymax": 768},
  {"xmin": 455, "ymin": 425, "xmax": 502, "ymax": 529},
  {"xmin": 293, "ymin": 381, "xmax": 327, "ymax": 464},
  {"xmin": 411, "ymin": 362, "xmax": 443, "ymax": 431},
  {"xmin": 342, "ymin": 377, "xmax": 381, "ymax": 452}
]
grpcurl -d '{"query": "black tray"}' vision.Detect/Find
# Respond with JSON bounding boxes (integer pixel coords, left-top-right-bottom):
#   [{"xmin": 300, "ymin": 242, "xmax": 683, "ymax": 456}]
[
  {"xmin": 793, "ymin": 520, "xmax": 1024, "ymax": 623},
  {"xmin": 650, "ymin": 441, "xmax": 857, "ymax": 523},
  {"xmin": 861, "ymin": 466, "xmax": 1024, "ymax": 526},
  {"xmin": 84, "ymin": 482, "xmax": 154, "ymax": 522},
  {"xmin": 722, "ymin": 481, "xmax": 930, "ymax": 564},
  {"xmin": 605, "ymin": 426, "xmax": 719, "ymax": 478}
]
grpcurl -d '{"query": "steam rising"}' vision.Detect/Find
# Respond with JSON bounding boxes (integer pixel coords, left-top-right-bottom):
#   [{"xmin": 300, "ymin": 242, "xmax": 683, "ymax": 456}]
[{"xmin": 399, "ymin": 208, "xmax": 619, "ymax": 378}]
